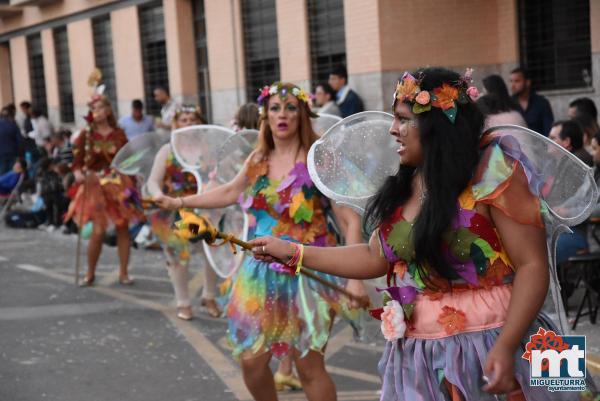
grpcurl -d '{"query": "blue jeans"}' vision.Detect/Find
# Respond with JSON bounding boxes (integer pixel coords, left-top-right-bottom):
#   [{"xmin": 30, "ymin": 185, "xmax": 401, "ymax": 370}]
[{"xmin": 556, "ymin": 230, "xmax": 588, "ymax": 265}]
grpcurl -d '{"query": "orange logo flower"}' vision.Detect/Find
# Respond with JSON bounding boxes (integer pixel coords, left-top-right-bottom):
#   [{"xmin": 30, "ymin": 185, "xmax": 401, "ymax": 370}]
[{"xmin": 522, "ymin": 327, "xmax": 570, "ymax": 372}]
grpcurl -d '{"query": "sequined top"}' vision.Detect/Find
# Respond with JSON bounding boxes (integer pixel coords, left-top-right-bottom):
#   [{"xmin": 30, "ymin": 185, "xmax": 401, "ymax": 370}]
[
  {"xmin": 72, "ymin": 128, "xmax": 128, "ymax": 172},
  {"xmin": 239, "ymin": 159, "xmax": 337, "ymax": 251}
]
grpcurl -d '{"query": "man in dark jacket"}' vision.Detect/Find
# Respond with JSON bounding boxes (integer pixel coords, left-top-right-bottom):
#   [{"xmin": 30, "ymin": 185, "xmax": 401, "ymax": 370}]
[
  {"xmin": 328, "ymin": 65, "xmax": 364, "ymax": 118},
  {"xmin": 0, "ymin": 116, "xmax": 22, "ymax": 175},
  {"xmin": 510, "ymin": 67, "xmax": 554, "ymax": 136}
]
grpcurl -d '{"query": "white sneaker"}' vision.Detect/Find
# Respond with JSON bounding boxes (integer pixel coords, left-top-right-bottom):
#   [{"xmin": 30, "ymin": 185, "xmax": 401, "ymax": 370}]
[
  {"xmin": 38, "ymin": 224, "xmax": 49, "ymax": 230},
  {"xmin": 46, "ymin": 225, "xmax": 56, "ymax": 233}
]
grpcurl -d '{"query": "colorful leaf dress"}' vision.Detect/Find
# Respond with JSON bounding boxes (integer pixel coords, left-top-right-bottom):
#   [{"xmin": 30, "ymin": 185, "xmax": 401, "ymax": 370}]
[
  {"xmin": 374, "ymin": 134, "xmax": 596, "ymax": 401},
  {"xmin": 227, "ymin": 159, "xmax": 361, "ymax": 359},
  {"xmin": 65, "ymin": 128, "xmax": 143, "ymax": 229},
  {"xmin": 149, "ymin": 149, "xmax": 199, "ymax": 264}
]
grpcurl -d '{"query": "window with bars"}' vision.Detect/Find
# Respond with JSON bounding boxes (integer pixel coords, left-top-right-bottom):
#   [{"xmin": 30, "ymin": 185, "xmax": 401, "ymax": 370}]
[
  {"xmin": 92, "ymin": 15, "xmax": 118, "ymax": 110},
  {"xmin": 53, "ymin": 26, "xmax": 74, "ymax": 123},
  {"xmin": 139, "ymin": 1, "xmax": 169, "ymax": 117},
  {"xmin": 242, "ymin": 0, "xmax": 280, "ymax": 102},
  {"xmin": 518, "ymin": 0, "xmax": 592, "ymax": 91},
  {"xmin": 27, "ymin": 33, "xmax": 47, "ymax": 116},
  {"xmin": 307, "ymin": 0, "xmax": 346, "ymax": 87},
  {"xmin": 192, "ymin": 0, "xmax": 212, "ymax": 123}
]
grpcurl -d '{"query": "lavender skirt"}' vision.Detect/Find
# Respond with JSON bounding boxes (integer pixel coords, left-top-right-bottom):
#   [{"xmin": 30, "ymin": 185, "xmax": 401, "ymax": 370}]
[{"xmin": 378, "ymin": 312, "xmax": 596, "ymax": 401}]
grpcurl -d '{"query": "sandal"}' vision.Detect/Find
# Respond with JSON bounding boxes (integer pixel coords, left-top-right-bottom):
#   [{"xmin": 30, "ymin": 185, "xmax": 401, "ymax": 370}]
[
  {"xmin": 79, "ymin": 276, "xmax": 95, "ymax": 287},
  {"xmin": 201, "ymin": 298, "xmax": 222, "ymax": 318},
  {"xmin": 177, "ymin": 306, "xmax": 193, "ymax": 321},
  {"xmin": 274, "ymin": 372, "xmax": 302, "ymax": 391},
  {"xmin": 118, "ymin": 276, "xmax": 134, "ymax": 286}
]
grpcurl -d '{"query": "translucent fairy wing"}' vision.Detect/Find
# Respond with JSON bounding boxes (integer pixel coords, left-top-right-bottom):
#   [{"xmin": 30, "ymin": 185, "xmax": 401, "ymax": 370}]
[
  {"xmin": 170, "ymin": 125, "xmax": 235, "ymax": 183},
  {"xmin": 215, "ymin": 129, "xmax": 259, "ymax": 184},
  {"xmin": 202, "ymin": 205, "xmax": 249, "ymax": 278},
  {"xmin": 485, "ymin": 124, "xmax": 599, "ymax": 333},
  {"xmin": 307, "ymin": 111, "xmax": 398, "ymax": 213},
  {"xmin": 484, "ymin": 125, "xmax": 598, "ymax": 226},
  {"xmin": 311, "ymin": 113, "xmax": 342, "ymax": 136},
  {"xmin": 111, "ymin": 131, "xmax": 169, "ymax": 180}
]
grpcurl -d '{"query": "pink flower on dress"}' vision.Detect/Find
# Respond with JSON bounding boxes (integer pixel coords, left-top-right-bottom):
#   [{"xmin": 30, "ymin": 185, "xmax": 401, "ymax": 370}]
[
  {"xmin": 466, "ymin": 86, "xmax": 479, "ymax": 101},
  {"xmin": 415, "ymin": 91, "xmax": 430, "ymax": 105},
  {"xmin": 380, "ymin": 300, "xmax": 407, "ymax": 341}
]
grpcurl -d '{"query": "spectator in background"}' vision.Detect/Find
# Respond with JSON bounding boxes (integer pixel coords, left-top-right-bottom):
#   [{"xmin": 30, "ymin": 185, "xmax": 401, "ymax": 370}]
[
  {"xmin": 510, "ymin": 67, "xmax": 554, "ymax": 136},
  {"xmin": 568, "ymin": 97, "xmax": 597, "ymax": 121},
  {"xmin": 18, "ymin": 101, "xmax": 33, "ymax": 136},
  {"xmin": 549, "ymin": 120, "xmax": 593, "ymax": 166},
  {"xmin": 573, "ymin": 113, "xmax": 599, "ymax": 154},
  {"xmin": 28, "ymin": 107, "xmax": 53, "ymax": 148},
  {"xmin": 119, "ymin": 99, "xmax": 154, "ymax": 140},
  {"xmin": 328, "ymin": 65, "xmax": 364, "ymax": 118},
  {"xmin": 477, "ymin": 74, "xmax": 526, "ymax": 129},
  {"xmin": 37, "ymin": 158, "xmax": 68, "ymax": 232},
  {"xmin": 50, "ymin": 129, "xmax": 74, "ymax": 165},
  {"xmin": 313, "ymin": 82, "xmax": 341, "ymax": 117},
  {"xmin": 1, "ymin": 103, "xmax": 16, "ymax": 122},
  {"xmin": 153, "ymin": 87, "xmax": 178, "ymax": 130},
  {"xmin": 0, "ymin": 114, "xmax": 22, "ymax": 175},
  {"xmin": 231, "ymin": 103, "xmax": 259, "ymax": 131},
  {"xmin": 0, "ymin": 157, "xmax": 26, "ymax": 196}
]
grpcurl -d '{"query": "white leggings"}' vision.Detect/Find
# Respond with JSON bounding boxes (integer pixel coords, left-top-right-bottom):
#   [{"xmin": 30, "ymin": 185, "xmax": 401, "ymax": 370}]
[{"xmin": 165, "ymin": 249, "xmax": 218, "ymax": 307}]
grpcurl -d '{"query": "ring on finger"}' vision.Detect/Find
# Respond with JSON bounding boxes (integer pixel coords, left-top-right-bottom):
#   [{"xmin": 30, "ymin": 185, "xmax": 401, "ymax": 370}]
[{"xmin": 262, "ymin": 245, "xmax": 266, "ymax": 253}]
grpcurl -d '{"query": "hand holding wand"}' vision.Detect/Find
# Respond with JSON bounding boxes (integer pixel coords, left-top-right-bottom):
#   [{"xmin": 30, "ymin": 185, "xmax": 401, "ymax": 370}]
[{"xmin": 172, "ymin": 210, "xmax": 371, "ymax": 309}]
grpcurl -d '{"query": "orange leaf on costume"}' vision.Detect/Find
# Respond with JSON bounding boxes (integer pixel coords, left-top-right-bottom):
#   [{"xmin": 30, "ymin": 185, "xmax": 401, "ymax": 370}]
[
  {"xmin": 396, "ymin": 78, "xmax": 420, "ymax": 102},
  {"xmin": 245, "ymin": 298, "xmax": 260, "ymax": 314},
  {"xmin": 289, "ymin": 192, "xmax": 306, "ymax": 217},
  {"xmin": 432, "ymin": 84, "xmax": 459, "ymax": 110},
  {"xmin": 437, "ymin": 305, "xmax": 467, "ymax": 335},
  {"xmin": 246, "ymin": 160, "xmax": 268, "ymax": 185}
]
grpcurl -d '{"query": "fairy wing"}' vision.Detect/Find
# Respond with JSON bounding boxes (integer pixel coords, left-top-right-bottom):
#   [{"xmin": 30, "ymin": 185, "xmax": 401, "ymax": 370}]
[
  {"xmin": 307, "ymin": 111, "xmax": 398, "ymax": 213},
  {"xmin": 484, "ymin": 124, "xmax": 598, "ymax": 333},
  {"xmin": 170, "ymin": 125, "xmax": 235, "ymax": 187},
  {"xmin": 311, "ymin": 113, "xmax": 342, "ymax": 136},
  {"xmin": 111, "ymin": 131, "xmax": 169, "ymax": 183},
  {"xmin": 215, "ymin": 129, "xmax": 259, "ymax": 184}
]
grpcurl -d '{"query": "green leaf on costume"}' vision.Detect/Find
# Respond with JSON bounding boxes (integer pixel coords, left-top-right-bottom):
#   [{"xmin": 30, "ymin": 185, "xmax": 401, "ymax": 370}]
[
  {"xmin": 473, "ymin": 238, "xmax": 495, "ymax": 259},
  {"xmin": 387, "ymin": 221, "xmax": 414, "ymax": 261},
  {"xmin": 412, "ymin": 102, "xmax": 431, "ymax": 114},
  {"xmin": 382, "ymin": 292, "xmax": 392, "ymax": 305},
  {"xmin": 411, "ymin": 267, "xmax": 426, "ymax": 289},
  {"xmin": 470, "ymin": 243, "xmax": 488, "ymax": 275},
  {"xmin": 254, "ymin": 175, "xmax": 269, "ymax": 192},
  {"xmin": 443, "ymin": 107, "xmax": 457, "ymax": 123},
  {"xmin": 293, "ymin": 203, "xmax": 314, "ymax": 224},
  {"xmin": 448, "ymin": 227, "xmax": 478, "ymax": 262},
  {"xmin": 260, "ymin": 184, "xmax": 279, "ymax": 205},
  {"xmin": 402, "ymin": 303, "xmax": 415, "ymax": 320}
]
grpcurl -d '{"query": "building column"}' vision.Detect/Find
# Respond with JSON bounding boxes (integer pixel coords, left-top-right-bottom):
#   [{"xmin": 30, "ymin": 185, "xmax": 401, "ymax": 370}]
[
  {"xmin": 111, "ymin": 6, "xmax": 145, "ymax": 118},
  {"xmin": 164, "ymin": 0, "xmax": 198, "ymax": 106},
  {"xmin": 67, "ymin": 19, "xmax": 95, "ymax": 127},
  {"xmin": 343, "ymin": 0, "xmax": 384, "ymax": 110},
  {"xmin": 590, "ymin": 0, "xmax": 600, "ymax": 101},
  {"xmin": 41, "ymin": 29, "xmax": 60, "ymax": 128},
  {"xmin": 9, "ymin": 36, "xmax": 31, "ymax": 106},
  {"xmin": 205, "ymin": 0, "xmax": 245, "ymax": 125},
  {"xmin": 0, "ymin": 43, "xmax": 14, "ymax": 107},
  {"xmin": 276, "ymin": 0, "xmax": 311, "ymax": 90}
]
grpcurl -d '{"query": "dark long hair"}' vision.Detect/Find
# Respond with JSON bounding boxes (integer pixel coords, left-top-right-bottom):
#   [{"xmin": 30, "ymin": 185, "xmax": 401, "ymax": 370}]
[{"xmin": 364, "ymin": 67, "xmax": 485, "ymax": 280}]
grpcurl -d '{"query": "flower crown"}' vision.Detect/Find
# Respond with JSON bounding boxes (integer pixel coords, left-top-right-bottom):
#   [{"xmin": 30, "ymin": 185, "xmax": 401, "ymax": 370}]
[
  {"xmin": 257, "ymin": 82, "xmax": 318, "ymax": 118},
  {"xmin": 393, "ymin": 68, "xmax": 479, "ymax": 123}
]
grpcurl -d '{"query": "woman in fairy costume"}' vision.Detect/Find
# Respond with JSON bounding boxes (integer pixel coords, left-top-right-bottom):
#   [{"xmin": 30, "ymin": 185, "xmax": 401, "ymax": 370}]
[
  {"xmin": 147, "ymin": 105, "xmax": 222, "ymax": 320},
  {"xmin": 66, "ymin": 94, "xmax": 144, "ymax": 286},
  {"xmin": 155, "ymin": 82, "xmax": 366, "ymax": 401},
  {"xmin": 251, "ymin": 68, "xmax": 597, "ymax": 400}
]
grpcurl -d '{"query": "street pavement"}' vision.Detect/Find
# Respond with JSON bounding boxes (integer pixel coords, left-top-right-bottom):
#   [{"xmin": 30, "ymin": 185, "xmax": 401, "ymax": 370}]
[
  {"xmin": 1, "ymin": 226, "xmax": 599, "ymax": 401},
  {"xmin": 0, "ymin": 227, "xmax": 383, "ymax": 401}
]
